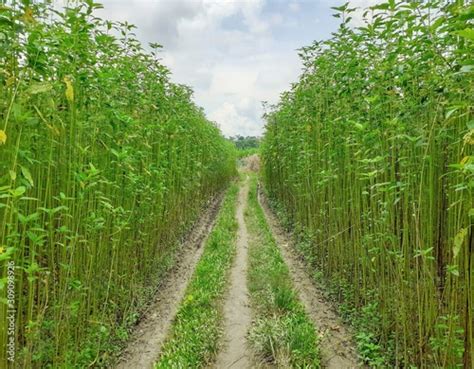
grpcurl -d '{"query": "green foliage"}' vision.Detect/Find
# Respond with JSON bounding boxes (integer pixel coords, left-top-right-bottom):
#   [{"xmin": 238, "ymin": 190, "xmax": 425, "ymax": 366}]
[
  {"xmin": 0, "ymin": 1, "xmax": 235, "ymax": 367},
  {"xmin": 229, "ymin": 135, "xmax": 260, "ymax": 150},
  {"xmin": 237, "ymin": 147, "xmax": 259, "ymax": 160},
  {"xmin": 352, "ymin": 301, "xmax": 386, "ymax": 367},
  {"xmin": 246, "ymin": 176, "xmax": 320, "ymax": 368},
  {"xmin": 229, "ymin": 136, "xmax": 260, "ymax": 160},
  {"xmin": 155, "ymin": 184, "xmax": 239, "ymax": 368},
  {"xmin": 429, "ymin": 314, "xmax": 465, "ymax": 366},
  {"xmin": 262, "ymin": 1, "xmax": 473, "ymax": 368}
]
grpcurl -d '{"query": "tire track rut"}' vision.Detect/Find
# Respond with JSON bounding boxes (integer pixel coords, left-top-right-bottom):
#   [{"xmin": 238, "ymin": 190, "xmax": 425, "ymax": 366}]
[
  {"xmin": 214, "ymin": 177, "xmax": 254, "ymax": 369},
  {"xmin": 258, "ymin": 186, "xmax": 361, "ymax": 369},
  {"xmin": 115, "ymin": 193, "xmax": 224, "ymax": 369}
]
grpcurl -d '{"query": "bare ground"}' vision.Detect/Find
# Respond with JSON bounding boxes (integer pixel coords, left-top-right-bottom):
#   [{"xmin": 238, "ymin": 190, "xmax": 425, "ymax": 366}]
[
  {"xmin": 114, "ymin": 193, "xmax": 224, "ymax": 369},
  {"xmin": 257, "ymin": 186, "xmax": 361, "ymax": 369},
  {"xmin": 214, "ymin": 176, "xmax": 255, "ymax": 369}
]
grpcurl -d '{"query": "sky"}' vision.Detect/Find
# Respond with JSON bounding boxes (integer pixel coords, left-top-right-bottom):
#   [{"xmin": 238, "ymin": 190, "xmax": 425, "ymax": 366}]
[{"xmin": 94, "ymin": 0, "xmax": 379, "ymax": 137}]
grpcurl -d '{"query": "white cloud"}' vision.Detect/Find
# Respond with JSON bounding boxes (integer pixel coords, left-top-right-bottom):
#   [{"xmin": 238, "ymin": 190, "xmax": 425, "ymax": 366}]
[
  {"xmin": 93, "ymin": 0, "xmax": 348, "ymax": 137},
  {"xmin": 209, "ymin": 65, "xmax": 257, "ymax": 97},
  {"xmin": 289, "ymin": 2, "xmax": 301, "ymax": 13},
  {"xmin": 209, "ymin": 102, "xmax": 262, "ymax": 137},
  {"xmin": 147, "ymin": 0, "xmax": 300, "ymax": 137}
]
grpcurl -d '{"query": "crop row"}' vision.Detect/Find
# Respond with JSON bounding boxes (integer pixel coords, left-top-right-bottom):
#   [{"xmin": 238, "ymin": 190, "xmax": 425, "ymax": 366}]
[
  {"xmin": 0, "ymin": 2, "xmax": 235, "ymax": 367},
  {"xmin": 262, "ymin": 1, "xmax": 473, "ymax": 368}
]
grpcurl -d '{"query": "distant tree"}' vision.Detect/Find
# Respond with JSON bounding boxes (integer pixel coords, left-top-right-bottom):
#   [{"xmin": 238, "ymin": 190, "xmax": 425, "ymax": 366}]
[{"xmin": 229, "ymin": 135, "xmax": 260, "ymax": 150}]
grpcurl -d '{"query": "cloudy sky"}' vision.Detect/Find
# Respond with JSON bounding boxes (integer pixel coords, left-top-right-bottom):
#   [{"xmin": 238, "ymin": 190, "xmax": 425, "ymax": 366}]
[{"xmin": 94, "ymin": 0, "xmax": 378, "ymax": 137}]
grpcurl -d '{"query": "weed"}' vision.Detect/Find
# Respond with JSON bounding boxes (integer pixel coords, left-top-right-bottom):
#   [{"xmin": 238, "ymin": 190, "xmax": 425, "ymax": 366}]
[
  {"xmin": 246, "ymin": 175, "xmax": 320, "ymax": 368},
  {"xmin": 155, "ymin": 184, "xmax": 239, "ymax": 368}
]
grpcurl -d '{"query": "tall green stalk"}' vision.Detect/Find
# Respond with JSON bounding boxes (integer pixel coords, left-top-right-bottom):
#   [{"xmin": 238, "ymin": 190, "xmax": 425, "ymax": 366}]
[
  {"xmin": 0, "ymin": 1, "xmax": 236, "ymax": 367},
  {"xmin": 262, "ymin": 1, "xmax": 473, "ymax": 367}
]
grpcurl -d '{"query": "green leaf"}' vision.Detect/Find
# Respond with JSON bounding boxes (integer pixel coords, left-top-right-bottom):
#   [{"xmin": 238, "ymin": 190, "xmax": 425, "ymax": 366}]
[
  {"xmin": 0, "ymin": 15, "xmax": 13, "ymax": 27},
  {"xmin": 0, "ymin": 5, "xmax": 12, "ymax": 13},
  {"xmin": 430, "ymin": 16, "xmax": 445, "ymax": 31},
  {"xmin": 20, "ymin": 166, "xmax": 34, "ymax": 187},
  {"xmin": 0, "ymin": 246, "xmax": 15, "ymax": 262},
  {"xmin": 27, "ymin": 82, "xmax": 53, "ymax": 95},
  {"xmin": 415, "ymin": 247, "xmax": 434, "ymax": 258},
  {"xmin": 447, "ymin": 265, "xmax": 459, "ymax": 277},
  {"xmin": 454, "ymin": 28, "xmax": 474, "ymax": 41},
  {"xmin": 331, "ymin": 3, "xmax": 349, "ymax": 12},
  {"xmin": 453, "ymin": 228, "xmax": 467, "ymax": 259},
  {"xmin": 446, "ymin": 107, "xmax": 458, "ymax": 119},
  {"xmin": 10, "ymin": 186, "xmax": 26, "ymax": 197},
  {"xmin": 459, "ymin": 5, "xmax": 474, "ymax": 21},
  {"xmin": 372, "ymin": 3, "xmax": 390, "ymax": 11}
]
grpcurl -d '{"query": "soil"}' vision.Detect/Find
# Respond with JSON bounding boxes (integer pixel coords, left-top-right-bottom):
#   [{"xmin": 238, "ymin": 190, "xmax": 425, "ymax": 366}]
[
  {"xmin": 114, "ymin": 193, "xmax": 224, "ymax": 369},
  {"xmin": 258, "ymin": 186, "xmax": 362, "ymax": 369},
  {"xmin": 115, "ymin": 177, "xmax": 361, "ymax": 369},
  {"xmin": 214, "ymin": 177, "xmax": 255, "ymax": 369}
]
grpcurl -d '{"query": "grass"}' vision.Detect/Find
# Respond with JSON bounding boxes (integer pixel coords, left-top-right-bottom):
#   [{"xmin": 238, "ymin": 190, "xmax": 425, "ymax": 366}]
[
  {"xmin": 155, "ymin": 183, "xmax": 239, "ymax": 368},
  {"xmin": 245, "ymin": 175, "xmax": 320, "ymax": 368},
  {"xmin": 268, "ymin": 198, "xmax": 388, "ymax": 366}
]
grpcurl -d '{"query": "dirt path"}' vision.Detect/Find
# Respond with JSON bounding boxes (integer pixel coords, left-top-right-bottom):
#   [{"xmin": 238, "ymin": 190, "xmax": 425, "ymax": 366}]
[
  {"xmin": 115, "ymin": 193, "xmax": 224, "ymax": 369},
  {"xmin": 214, "ymin": 177, "xmax": 254, "ymax": 369},
  {"xmin": 258, "ymin": 186, "xmax": 361, "ymax": 369}
]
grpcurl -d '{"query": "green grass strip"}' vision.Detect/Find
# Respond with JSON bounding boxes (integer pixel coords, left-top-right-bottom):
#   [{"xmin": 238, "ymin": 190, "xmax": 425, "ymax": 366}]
[
  {"xmin": 155, "ymin": 183, "xmax": 239, "ymax": 368},
  {"xmin": 246, "ymin": 175, "xmax": 320, "ymax": 368}
]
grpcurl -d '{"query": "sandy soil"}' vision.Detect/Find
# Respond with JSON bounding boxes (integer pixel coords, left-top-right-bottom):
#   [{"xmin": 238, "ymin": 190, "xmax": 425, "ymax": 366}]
[
  {"xmin": 214, "ymin": 177, "xmax": 255, "ymax": 369},
  {"xmin": 114, "ymin": 193, "xmax": 224, "ymax": 369},
  {"xmin": 258, "ymin": 186, "xmax": 362, "ymax": 369}
]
